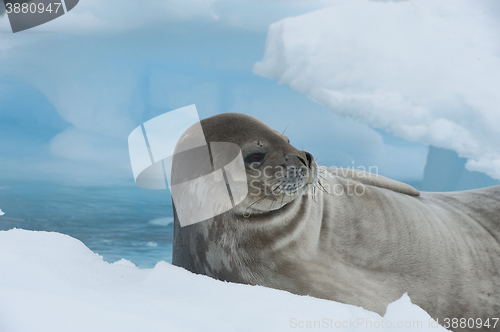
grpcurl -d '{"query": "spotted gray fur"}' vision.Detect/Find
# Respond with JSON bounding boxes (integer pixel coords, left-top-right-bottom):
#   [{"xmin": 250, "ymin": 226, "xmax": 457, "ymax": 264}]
[{"xmin": 172, "ymin": 113, "xmax": 500, "ymax": 331}]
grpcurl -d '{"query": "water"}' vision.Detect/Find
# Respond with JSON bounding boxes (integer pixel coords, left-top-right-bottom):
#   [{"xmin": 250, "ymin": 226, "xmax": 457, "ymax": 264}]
[{"xmin": 0, "ymin": 180, "xmax": 174, "ymax": 268}]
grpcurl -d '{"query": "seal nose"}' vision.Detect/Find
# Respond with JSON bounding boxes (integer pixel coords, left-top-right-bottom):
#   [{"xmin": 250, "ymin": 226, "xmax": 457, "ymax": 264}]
[
  {"xmin": 296, "ymin": 152, "xmax": 314, "ymax": 169},
  {"xmin": 297, "ymin": 156, "xmax": 307, "ymax": 167},
  {"xmin": 305, "ymin": 152, "xmax": 313, "ymax": 168}
]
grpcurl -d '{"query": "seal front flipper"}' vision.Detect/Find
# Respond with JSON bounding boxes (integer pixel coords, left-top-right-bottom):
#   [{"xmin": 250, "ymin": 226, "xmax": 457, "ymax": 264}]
[{"xmin": 325, "ymin": 168, "xmax": 420, "ymax": 196}]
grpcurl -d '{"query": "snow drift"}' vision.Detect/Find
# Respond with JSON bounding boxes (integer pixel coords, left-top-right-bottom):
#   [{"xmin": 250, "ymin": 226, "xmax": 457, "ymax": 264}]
[{"xmin": 0, "ymin": 229, "xmax": 446, "ymax": 331}]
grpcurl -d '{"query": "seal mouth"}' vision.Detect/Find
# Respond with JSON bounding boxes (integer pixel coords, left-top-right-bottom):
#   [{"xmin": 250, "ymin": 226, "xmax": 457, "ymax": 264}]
[
  {"xmin": 240, "ymin": 153, "xmax": 320, "ymax": 216},
  {"xmin": 269, "ymin": 159, "xmax": 319, "ymax": 199}
]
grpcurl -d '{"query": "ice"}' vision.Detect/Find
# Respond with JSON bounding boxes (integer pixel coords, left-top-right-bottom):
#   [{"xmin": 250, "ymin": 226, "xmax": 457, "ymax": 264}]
[
  {"xmin": 0, "ymin": 229, "xmax": 448, "ymax": 332},
  {"xmin": 255, "ymin": 0, "xmax": 500, "ymax": 180}
]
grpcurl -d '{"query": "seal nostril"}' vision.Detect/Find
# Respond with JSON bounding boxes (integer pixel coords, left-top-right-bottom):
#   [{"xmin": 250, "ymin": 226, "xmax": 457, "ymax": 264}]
[
  {"xmin": 297, "ymin": 156, "xmax": 307, "ymax": 167},
  {"xmin": 305, "ymin": 152, "xmax": 313, "ymax": 168}
]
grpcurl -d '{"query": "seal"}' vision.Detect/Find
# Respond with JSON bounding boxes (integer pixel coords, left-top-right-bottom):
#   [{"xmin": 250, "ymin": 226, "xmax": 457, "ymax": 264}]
[{"xmin": 172, "ymin": 113, "xmax": 500, "ymax": 328}]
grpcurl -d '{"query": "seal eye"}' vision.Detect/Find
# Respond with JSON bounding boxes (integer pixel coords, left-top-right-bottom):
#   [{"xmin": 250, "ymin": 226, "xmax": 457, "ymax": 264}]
[{"xmin": 245, "ymin": 152, "xmax": 266, "ymax": 165}]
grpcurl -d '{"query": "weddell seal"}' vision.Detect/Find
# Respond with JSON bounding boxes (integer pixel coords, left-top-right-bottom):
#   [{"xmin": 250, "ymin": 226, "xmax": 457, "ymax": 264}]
[{"xmin": 172, "ymin": 113, "xmax": 500, "ymax": 329}]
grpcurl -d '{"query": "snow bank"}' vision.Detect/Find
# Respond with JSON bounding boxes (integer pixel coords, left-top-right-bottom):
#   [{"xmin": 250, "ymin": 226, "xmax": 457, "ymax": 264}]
[
  {"xmin": 0, "ymin": 229, "xmax": 446, "ymax": 332},
  {"xmin": 255, "ymin": 0, "xmax": 500, "ymax": 180}
]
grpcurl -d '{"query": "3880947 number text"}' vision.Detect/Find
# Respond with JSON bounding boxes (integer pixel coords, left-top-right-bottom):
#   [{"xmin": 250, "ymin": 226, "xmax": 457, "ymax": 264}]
[
  {"xmin": 5, "ymin": 2, "xmax": 62, "ymax": 14},
  {"xmin": 440, "ymin": 318, "xmax": 499, "ymax": 330}
]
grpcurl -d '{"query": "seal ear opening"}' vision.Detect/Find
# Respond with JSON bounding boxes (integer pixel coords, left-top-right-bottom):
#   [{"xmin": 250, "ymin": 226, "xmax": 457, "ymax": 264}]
[{"xmin": 327, "ymin": 168, "xmax": 420, "ymax": 197}]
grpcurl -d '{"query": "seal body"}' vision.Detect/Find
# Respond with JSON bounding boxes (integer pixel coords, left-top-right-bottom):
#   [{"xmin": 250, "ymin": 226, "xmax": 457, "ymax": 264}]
[{"xmin": 172, "ymin": 113, "xmax": 500, "ymax": 330}]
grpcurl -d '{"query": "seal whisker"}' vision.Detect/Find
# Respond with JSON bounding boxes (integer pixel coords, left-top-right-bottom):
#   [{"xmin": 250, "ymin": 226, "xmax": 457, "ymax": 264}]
[
  {"xmin": 282, "ymin": 122, "xmax": 292, "ymax": 135},
  {"xmin": 268, "ymin": 197, "xmax": 277, "ymax": 212},
  {"xmin": 245, "ymin": 192, "xmax": 274, "ymax": 216},
  {"xmin": 265, "ymin": 178, "xmax": 281, "ymax": 186},
  {"xmin": 264, "ymin": 177, "xmax": 284, "ymax": 187},
  {"xmin": 312, "ymin": 185, "xmax": 319, "ymax": 203},
  {"xmin": 243, "ymin": 196, "xmax": 262, "ymax": 217},
  {"xmin": 316, "ymin": 180, "xmax": 333, "ymax": 196},
  {"xmin": 319, "ymin": 166, "xmax": 328, "ymax": 173}
]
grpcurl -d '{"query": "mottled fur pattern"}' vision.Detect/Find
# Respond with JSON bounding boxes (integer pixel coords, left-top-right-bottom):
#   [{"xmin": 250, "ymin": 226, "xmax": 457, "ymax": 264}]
[{"xmin": 172, "ymin": 113, "xmax": 500, "ymax": 331}]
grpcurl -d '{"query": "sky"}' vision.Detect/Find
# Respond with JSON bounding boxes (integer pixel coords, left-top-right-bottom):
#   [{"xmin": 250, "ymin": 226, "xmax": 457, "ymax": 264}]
[{"xmin": 1, "ymin": 0, "xmax": 495, "ymax": 190}]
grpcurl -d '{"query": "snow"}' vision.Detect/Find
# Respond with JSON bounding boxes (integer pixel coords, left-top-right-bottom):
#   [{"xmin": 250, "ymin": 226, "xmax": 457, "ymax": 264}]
[
  {"xmin": 0, "ymin": 229, "xmax": 447, "ymax": 332},
  {"xmin": 254, "ymin": 0, "xmax": 500, "ymax": 180}
]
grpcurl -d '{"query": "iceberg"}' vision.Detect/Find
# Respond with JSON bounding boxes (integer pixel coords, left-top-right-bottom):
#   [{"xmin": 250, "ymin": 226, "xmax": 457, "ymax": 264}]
[{"xmin": 255, "ymin": 0, "xmax": 500, "ymax": 181}]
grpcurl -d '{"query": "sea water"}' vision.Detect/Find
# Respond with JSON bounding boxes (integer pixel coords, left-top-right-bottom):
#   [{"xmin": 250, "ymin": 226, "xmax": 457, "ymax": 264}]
[{"xmin": 0, "ymin": 180, "xmax": 173, "ymax": 268}]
